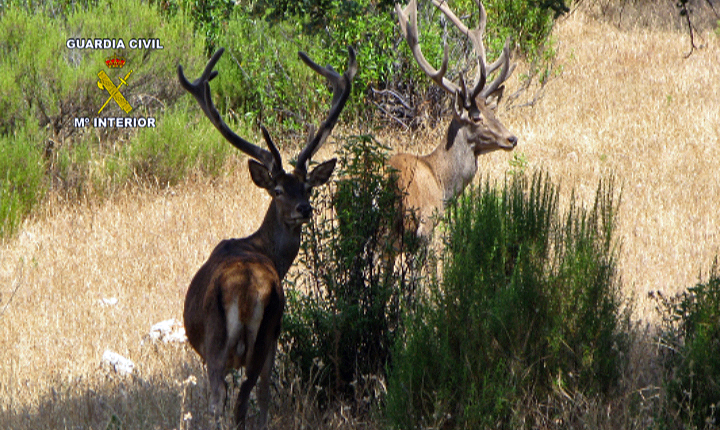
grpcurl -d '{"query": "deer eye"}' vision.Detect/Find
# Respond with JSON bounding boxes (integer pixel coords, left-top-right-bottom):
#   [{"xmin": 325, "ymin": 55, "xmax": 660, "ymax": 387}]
[{"xmin": 273, "ymin": 186, "xmax": 284, "ymax": 197}]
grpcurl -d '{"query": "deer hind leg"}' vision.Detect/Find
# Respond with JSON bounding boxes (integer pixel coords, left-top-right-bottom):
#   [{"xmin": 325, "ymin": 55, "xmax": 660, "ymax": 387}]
[
  {"xmin": 205, "ymin": 298, "xmax": 245, "ymax": 425},
  {"xmin": 207, "ymin": 362, "xmax": 228, "ymax": 428},
  {"xmin": 232, "ymin": 359, "xmax": 262, "ymax": 430},
  {"xmin": 250, "ymin": 293, "xmax": 283, "ymax": 430},
  {"xmin": 205, "ymin": 335, "xmax": 231, "ymax": 425},
  {"xmin": 256, "ymin": 337, "xmax": 278, "ymax": 430},
  {"xmin": 231, "ymin": 300, "xmax": 266, "ymax": 429},
  {"xmin": 232, "ymin": 339, "xmax": 279, "ymax": 430}
]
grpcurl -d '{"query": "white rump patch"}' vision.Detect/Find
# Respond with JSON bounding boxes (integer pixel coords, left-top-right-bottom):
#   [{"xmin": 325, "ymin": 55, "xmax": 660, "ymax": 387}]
[{"xmin": 226, "ymin": 298, "xmax": 242, "ymax": 343}]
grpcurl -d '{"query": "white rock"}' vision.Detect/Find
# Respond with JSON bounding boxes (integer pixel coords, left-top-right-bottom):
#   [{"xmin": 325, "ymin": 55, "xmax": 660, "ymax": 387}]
[
  {"xmin": 164, "ymin": 326, "xmax": 187, "ymax": 343},
  {"xmin": 102, "ymin": 350, "xmax": 135, "ymax": 375},
  {"xmin": 100, "ymin": 297, "xmax": 118, "ymax": 307},
  {"xmin": 148, "ymin": 318, "xmax": 187, "ymax": 343}
]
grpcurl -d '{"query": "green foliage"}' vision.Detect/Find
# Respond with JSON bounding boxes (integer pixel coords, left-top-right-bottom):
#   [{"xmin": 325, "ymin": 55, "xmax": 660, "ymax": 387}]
[
  {"xmin": 386, "ymin": 173, "xmax": 628, "ymax": 429},
  {"xmin": 0, "ymin": 0, "xmax": 203, "ymax": 138},
  {"xmin": 215, "ymin": 13, "xmax": 317, "ymax": 133},
  {"xmin": 184, "ymin": 0, "xmax": 235, "ymax": 56},
  {"xmin": 656, "ymin": 261, "xmax": 720, "ymax": 429},
  {"xmin": 0, "ymin": 0, "xmax": 209, "ymax": 235},
  {"xmin": 483, "ymin": 0, "xmax": 565, "ymax": 57},
  {"xmin": 281, "ymin": 134, "xmax": 426, "ymax": 402},
  {"xmin": 0, "ymin": 118, "xmax": 47, "ymax": 238},
  {"xmin": 321, "ymin": 0, "xmax": 399, "ymax": 115},
  {"xmin": 507, "ymin": 151, "xmax": 529, "ymax": 176},
  {"xmin": 124, "ymin": 104, "xmax": 233, "ymax": 186},
  {"xmin": 214, "ymin": 1, "xmax": 398, "ymax": 133},
  {"xmin": 0, "ymin": 6, "xmax": 66, "ymax": 136}
]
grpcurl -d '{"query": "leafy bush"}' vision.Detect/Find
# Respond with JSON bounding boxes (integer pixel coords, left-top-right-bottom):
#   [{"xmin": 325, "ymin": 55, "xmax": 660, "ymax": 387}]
[
  {"xmin": 656, "ymin": 261, "xmax": 720, "ymax": 429},
  {"xmin": 0, "ymin": 118, "xmax": 47, "ymax": 238},
  {"xmin": 214, "ymin": 14, "xmax": 319, "ymax": 133},
  {"xmin": 0, "ymin": 0, "xmax": 203, "ymax": 139},
  {"xmin": 386, "ymin": 173, "xmax": 628, "ymax": 429},
  {"xmin": 483, "ymin": 0, "xmax": 566, "ymax": 56},
  {"xmin": 124, "ymin": 104, "xmax": 234, "ymax": 186},
  {"xmin": 281, "ymin": 134, "xmax": 426, "ymax": 404},
  {"xmin": 215, "ymin": 1, "xmax": 399, "ymax": 133}
]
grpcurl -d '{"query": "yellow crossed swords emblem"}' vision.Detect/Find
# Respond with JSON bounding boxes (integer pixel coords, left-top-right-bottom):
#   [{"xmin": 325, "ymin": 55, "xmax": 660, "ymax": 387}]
[{"xmin": 97, "ymin": 69, "xmax": 133, "ymax": 114}]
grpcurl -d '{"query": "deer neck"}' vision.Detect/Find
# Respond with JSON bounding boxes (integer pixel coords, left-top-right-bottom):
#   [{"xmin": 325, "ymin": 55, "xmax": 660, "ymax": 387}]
[
  {"xmin": 423, "ymin": 118, "xmax": 479, "ymax": 204},
  {"xmin": 246, "ymin": 200, "xmax": 303, "ymax": 280}
]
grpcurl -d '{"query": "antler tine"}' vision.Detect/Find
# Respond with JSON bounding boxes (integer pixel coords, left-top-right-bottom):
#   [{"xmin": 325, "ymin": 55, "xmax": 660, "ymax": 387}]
[
  {"xmin": 431, "ymin": 0, "xmax": 491, "ymax": 101},
  {"xmin": 259, "ymin": 125, "xmax": 284, "ymax": 175},
  {"xmin": 431, "ymin": 0, "xmax": 487, "ymax": 64},
  {"xmin": 480, "ymin": 37, "xmax": 516, "ymax": 98},
  {"xmin": 396, "ymin": 0, "xmax": 461, "ymax": 96},
  {"xmin": 295, "ymin": 47, "xmax": 358, "ymax": 175},
  {"xmin": 178, "ymin": 48, "xmax": 282, "ymax": 175}
]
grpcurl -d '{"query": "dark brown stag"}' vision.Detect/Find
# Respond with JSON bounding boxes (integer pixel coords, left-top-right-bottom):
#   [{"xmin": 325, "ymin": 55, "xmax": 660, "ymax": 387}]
[{"xmin": 178, "ymin": 47, "xmax": 357, "ymax": 429}]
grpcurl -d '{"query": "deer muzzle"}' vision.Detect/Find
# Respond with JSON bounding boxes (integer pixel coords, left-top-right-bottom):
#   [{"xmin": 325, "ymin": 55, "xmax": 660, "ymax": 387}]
[{"xmin": 296, "ymin": 203, "xmax": 313, "ymax": 221}]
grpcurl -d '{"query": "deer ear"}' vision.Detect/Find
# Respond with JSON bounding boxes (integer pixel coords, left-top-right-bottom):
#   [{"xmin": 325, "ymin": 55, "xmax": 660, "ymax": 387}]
[
  {"xmin": 248, "ymin": 159, "xmax": 275, "ymax": 190},
  {"xmin": 485, "ymin": 85, "xmax": 505, "ymax": 109},
  {"xmin": 306, "ymin": 158, "xmax": 337, "ymax": 188}
]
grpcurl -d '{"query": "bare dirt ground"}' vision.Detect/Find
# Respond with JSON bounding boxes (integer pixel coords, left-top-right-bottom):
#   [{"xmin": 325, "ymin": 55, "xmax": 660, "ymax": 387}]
[{"xmin": 1, "ymin": 8, "xmax": 718, "ymax": 429}]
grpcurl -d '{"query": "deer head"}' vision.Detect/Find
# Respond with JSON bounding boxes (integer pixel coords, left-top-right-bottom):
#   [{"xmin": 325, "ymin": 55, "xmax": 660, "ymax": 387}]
[
  {"xmin": 397, "ymin": 0, "xmax": 517, "ymax": 154},
  {"xmin": 178, "ymin": 48, "xmax": 357, "ymax": 251}
]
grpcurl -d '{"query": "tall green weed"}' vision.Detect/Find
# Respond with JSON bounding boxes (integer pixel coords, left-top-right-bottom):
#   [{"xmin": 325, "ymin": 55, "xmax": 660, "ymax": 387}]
[
  {"xmin": 0, "ymin": 118, "xmax": 47, "ymax": 238},
  {"xmin": 125, "ymin": 104, "xmax": 233, "ymax": 186},
  {"xmin": 386, "ymin": 173, "xmax": 629, "ymax": 429}
]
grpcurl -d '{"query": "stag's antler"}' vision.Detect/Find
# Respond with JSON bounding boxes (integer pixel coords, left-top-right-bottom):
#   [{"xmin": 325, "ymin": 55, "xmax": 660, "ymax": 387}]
[
  {"xmin": 178, "ymin": 48, "xmax": 283, "ymax": 177},
  {"xmin": 178, "ymin": 47, "xmax": 358, "ymax": 178},
  {"xmin": 396, "ymin": 0, "xmax": 515, "ymax": 104},
  {"xmin": 296, "ymin": 47, "xmax": 358, "ymax": 177}
]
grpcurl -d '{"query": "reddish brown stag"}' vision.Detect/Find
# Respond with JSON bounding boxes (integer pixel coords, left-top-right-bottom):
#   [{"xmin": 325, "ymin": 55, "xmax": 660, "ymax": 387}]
[
  {"xmin": 178, "ymin": 47, "xmax": 357, "ymax": 429},
  {"xmin": 392, "ymin": 0, "xmax": 518, "ymax": 238}
]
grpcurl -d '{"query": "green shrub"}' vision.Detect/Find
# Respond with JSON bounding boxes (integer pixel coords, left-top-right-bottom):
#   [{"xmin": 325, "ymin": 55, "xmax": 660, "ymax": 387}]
[
  {"xmin": 0, "ymin": 118, "xmax": 47, "ymax": 238},
  {"xmin": 124, "ymin": 104, "xmax": 234, "ymax": 186},
  {"xmin": 0, "ymin": 0, "xmax": 203, "ymax": 139},
  {"xmin": 386, "ymin": 173, "xmax": 628, "ymax": 429},
  {"xmin": 656, "ymin": 261, "xmax": 720, "ymax": 429},
  {"xmin": 216, "ymin": 1, "xmax": 398, "ymax": 135},
  {"xmin": 483, "ymin": 0, "xmax": 566, "ymax": 56},
  {"xmin": 215, "ymin": 13, "xmax": 317, "ymax": 134},
  {"xmin": 281, "ymin": 134, "xmax": 427, "ymax": 404},
  {"xmin": 0, "ymin": 6, "xmax": 67, "ymax": 137}
]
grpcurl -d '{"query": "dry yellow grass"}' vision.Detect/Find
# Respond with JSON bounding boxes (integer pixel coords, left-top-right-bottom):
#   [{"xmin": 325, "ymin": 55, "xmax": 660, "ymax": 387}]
[
  {"xmin": 502, "ymin": 10, "xmax": 720, "ymax": 319},
  {"xmin": 1, "ymin": 9, "xmax": 718, "ymax": 429}
]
